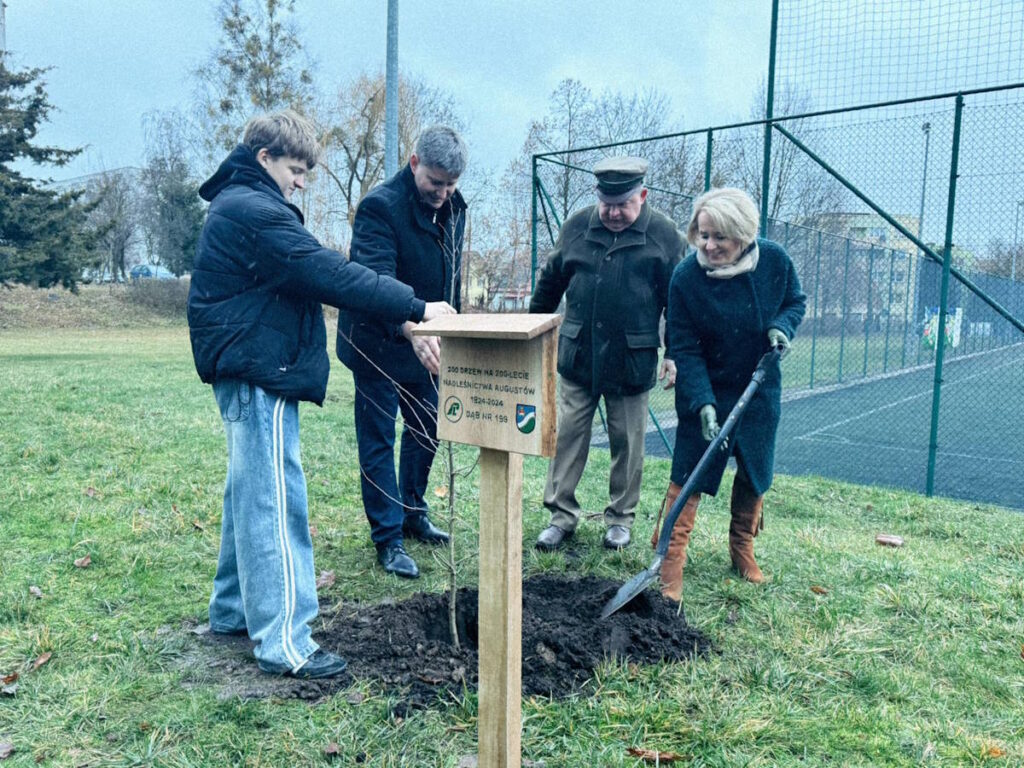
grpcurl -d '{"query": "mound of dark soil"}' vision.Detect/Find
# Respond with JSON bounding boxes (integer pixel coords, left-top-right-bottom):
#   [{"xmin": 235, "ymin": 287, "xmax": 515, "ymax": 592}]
[{"xmin": 189, "ymin": 574, "xmax": 710, "ymax": 707}]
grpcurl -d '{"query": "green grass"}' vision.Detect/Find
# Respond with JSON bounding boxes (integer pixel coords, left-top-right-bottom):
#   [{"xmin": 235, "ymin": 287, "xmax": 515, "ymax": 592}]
[{"xmin": 1, "ymin": 328, "xmax": 1022, "ymax": 766}]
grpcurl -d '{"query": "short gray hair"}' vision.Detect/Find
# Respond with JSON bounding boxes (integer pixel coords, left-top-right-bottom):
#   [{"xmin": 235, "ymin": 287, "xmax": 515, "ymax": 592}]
[
  {"xmin": 243, "ymin": 110, "xmax": 321, "ymax": 169},
  {"xmin": 686, "ymin": 187, "xmax": 760, "ymax": 247},
  {"xmin": 414, "ymin": 125, "xmax": 468, "ymax": 177}
]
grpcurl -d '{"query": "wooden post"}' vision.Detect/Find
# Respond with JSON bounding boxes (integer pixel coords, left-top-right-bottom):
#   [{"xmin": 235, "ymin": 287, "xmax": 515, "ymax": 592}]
[
  {"xmin": 477, "ymin": 448, "xmax": 523, "ymax": 768},
  {"xmin": 412, "ymin": 314, "xmax": 559, "ymax": 768}
]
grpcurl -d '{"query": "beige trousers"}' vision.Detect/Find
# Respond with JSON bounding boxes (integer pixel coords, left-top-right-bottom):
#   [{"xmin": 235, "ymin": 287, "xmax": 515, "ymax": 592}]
[{"xmin": 543, "ymin": 376, "xmax": 650, "ymax": 531}]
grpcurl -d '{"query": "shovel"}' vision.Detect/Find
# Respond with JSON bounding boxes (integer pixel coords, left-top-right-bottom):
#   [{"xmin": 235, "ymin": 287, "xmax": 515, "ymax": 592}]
[{"xmin": 600, "ymin": 348, "xmax": 782, "ymax": 620}]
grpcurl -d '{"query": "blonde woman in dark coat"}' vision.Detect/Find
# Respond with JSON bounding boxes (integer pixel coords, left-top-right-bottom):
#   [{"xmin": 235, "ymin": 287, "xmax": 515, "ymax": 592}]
[{"xmin": 656, "ymin": 188, "xmax": 805, "ymax": 600}]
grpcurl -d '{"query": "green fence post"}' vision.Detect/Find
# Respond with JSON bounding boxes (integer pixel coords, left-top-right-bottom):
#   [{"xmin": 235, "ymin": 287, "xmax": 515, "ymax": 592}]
[
  {"xmin": 760, "ymin": 0, "xmax": 779, "ymax": 238},
  {"xmin": 926, "ymin": 94, "xmax": 963, "ymax": 497},
  {"xmin": 704, "ymin": 129, "xmax": 713, "ymax": 192},
  {"xmin": 864, "ymin": 244, "xmax": 875, "ymax": 376},
  {"xmin": 531, "ymin": 155, "xmax": 539, "ymax": 292},
  {"xmin": 838, "ymin": 239, "xmax": 851, "ymax": 383},
  {"xmin": 809, "ymin": 231, "xmax": 822, "ymax": 388},
  {"xmin": 884, "ymin": 248, "xmax": 895, "ymax": 372}
]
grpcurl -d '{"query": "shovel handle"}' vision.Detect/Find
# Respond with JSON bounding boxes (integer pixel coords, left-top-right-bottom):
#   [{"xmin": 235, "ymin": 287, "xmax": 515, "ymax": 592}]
[{"xmin": 655, "ymin": 348, "xmax": 780, "ymax": 557}]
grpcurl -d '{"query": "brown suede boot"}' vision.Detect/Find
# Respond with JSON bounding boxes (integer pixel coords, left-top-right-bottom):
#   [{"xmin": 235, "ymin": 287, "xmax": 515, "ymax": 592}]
[
  {"xmin": 653, "ymin": 483, "xmax": 700, "ymax": 601},
  {"xmin": 729, "ymin": 474, "xmax": 765, "ymax": 583}
]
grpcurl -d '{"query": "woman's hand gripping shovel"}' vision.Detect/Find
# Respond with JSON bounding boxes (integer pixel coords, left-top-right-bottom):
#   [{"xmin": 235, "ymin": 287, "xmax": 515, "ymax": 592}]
[{"xmin": 600, "ymin": 347, "xmax": 782, "ymax": 620}]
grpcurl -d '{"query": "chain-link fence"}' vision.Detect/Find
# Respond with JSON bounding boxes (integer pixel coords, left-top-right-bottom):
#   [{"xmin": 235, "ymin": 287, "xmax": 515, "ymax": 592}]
[{"xmin": 530, "ymin": 85, "xmax": 1024, "ymax": 510}]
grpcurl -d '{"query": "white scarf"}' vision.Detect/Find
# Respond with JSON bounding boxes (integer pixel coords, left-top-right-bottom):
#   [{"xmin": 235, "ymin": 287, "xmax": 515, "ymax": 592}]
[{"xmin": 697, "ymin": 242, "xmax": 759, "ymax": 279}]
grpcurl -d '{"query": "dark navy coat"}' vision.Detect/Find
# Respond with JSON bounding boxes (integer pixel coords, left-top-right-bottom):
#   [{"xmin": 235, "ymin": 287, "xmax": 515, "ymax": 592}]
[
  {"xmin": 668, "ymin": 239, "xmax": 806, "ymax": 495},
  {"xmin": 337, "ymin": 164, "xmax": 467, "ymax": 383},
  {"xmin": 187, "ymin": 145, "xmax": 423, "ymax": 405},
  {"xmin": 529, "ymin": 202, "xmax": 683, "ymax": 396}
]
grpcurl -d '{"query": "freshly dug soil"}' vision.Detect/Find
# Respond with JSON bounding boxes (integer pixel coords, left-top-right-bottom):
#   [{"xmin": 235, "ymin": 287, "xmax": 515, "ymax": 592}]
[{"xmin": 188, "ymin": 574, "xmax": 710, "ymax": 707}]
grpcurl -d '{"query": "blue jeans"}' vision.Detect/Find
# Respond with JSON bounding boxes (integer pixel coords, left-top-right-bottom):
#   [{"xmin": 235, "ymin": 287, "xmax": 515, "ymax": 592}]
[
  {"xmin": 352, "ymin": 373, "xmax": 439, "ymax": 549},
  {"xmin": 209, "ymin": 380, "xmax": 319, "ymax": 673}
]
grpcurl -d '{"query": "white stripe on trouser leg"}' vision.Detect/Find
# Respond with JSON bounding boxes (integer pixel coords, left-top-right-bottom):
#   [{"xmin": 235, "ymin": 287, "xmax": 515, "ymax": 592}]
[{"xmin": 272, "ymin": 397, "xmax": 302, "ymax": 669}]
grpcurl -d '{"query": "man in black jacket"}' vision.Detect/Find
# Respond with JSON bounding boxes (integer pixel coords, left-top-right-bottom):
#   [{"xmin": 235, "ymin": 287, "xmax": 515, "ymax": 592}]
[
  {"xmin": 529, "ymin": 157, "xmax": 683, "ymax": 552},
  {"xmin": 337, "ymin": 126, "xmax": 468, "ymax": 579},
  {"xmin": 188, "ymin": 111, "xmax": 454, "ymax": 679}
]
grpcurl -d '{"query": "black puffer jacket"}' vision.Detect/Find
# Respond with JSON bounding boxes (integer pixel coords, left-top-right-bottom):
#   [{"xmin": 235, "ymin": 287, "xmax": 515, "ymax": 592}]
[{"xmin": 188, "ymin": 145, "xmax": 424, "ymax": 404}]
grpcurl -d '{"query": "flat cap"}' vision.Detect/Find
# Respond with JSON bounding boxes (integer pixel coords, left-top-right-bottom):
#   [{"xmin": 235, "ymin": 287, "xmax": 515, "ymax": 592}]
[{"xmin": 593, "ymin": 156, "xmax": 649, "ymax": 203}]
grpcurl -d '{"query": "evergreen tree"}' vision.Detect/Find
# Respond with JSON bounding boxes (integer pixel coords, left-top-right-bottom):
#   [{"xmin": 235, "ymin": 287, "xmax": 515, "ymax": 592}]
[{"xmin": 0, "ymin": 55, "xmax": 99, "ymax": 289}]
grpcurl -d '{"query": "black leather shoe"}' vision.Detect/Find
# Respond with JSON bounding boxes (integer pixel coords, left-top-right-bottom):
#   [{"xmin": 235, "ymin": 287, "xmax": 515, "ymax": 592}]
[
  {"xmin": 535, "ymin": 525, "xmax": 573, "ymax": 551},
  {"xmin": 377, "ymin": 542, "xmax": 420, "ymax": 579},
  {"xmin": 402, "ymin": 514, "xmax": 450, "ymax": 545},
  {"xmin": 259, "ymin": 649, "xmax": 348, "ymax": 679},
  {"xmin": 603, "ymin": 524, "xmax": 631, "ymax": 550}
]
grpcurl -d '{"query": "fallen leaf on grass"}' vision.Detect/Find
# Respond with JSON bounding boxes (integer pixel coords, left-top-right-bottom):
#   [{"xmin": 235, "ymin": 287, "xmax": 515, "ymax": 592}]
[
  {"xmin": 0, "ymin": 743, "xmax": 13, "ymax": 760},
  {"xmin": 346, "ymin": 692, "xmax": 365, "ymax": 705},
  {"xmin": 627, "ymin": 747, "xmax": 688, "ymax": 762},
  {"xmin": 84, "ymin": 487, "xmax": 97, "ymax": 498},
  {"xmin": 875, "ymin": 533, "xmax": 904, "ymax": 547},
  {"xmin": 433, "ymin": 486, "xmax": 449, "ymax": 499},
  {"xmin": 28, "ymin": 586, "xmax": 43, "ymax": 599},
  {"xmin": 1020, "ymin": 644, "xmax": 1024, "ymax": 662},
  {"xmin": 316, "ymin": 570, "xmax": 336, "ymax": 589},
  {"xmin": 324, "ymin": 742, "xmax": 340, "ymax": 758},
  {"xmin": 810, "ymin": 585, "xmax": 829, "ymax": 595},
  {"xmin": 192, "ymin": 519, "xmax": 205, "ymax": 531},
  {"xmin": 1, "ymin": 684, "xmax": 17, "ymax": 696},
  {"xmin": 982, "ymin": 745, "xmax": 1005, "ymax": 758},
  {"xmin": 74, "ymin": 554, "xmax": 91, "ymax": 568},
  {"xmin": 32, "ymin": 652, "xmax": 52, "ymax": 671},
  {"xmin": 1, "ymin": 672, "xmax": 17, "ymax": 685},
  {"xmin": 309, "ymin": 524, "xmax": 318, "ymax": 538}
]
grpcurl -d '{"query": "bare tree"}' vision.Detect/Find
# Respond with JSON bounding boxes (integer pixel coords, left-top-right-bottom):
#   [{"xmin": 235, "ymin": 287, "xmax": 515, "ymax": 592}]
[
  {"xmin": 87, "ymin": 170, "xmax": 142, "ymax": 282},
  {"xmin": 313, "ymin": 71, "xmax": 463, "ymax": 228},
  {"xmin": 193, "ymin": 0, "xmax": 315, "ymax": 159},
  {"xmin": 730, "ymin": 81, "xmax": 847, "ymax": 224},
  {"xmin": 140, "ymin": 113, "xmax": 206, "ymax": 276}
]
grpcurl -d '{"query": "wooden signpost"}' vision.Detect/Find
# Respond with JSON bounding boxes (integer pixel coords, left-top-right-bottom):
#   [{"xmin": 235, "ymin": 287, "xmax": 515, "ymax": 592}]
[{"xmin": 413, "ymin": 313, "xmax": 560, "ymax": 768}]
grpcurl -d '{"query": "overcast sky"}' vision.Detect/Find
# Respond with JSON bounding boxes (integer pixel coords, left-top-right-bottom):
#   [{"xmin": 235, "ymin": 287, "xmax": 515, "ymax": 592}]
[{"xmin": 5, "ymin": 0, "xmax": 772, "ymax": 182}]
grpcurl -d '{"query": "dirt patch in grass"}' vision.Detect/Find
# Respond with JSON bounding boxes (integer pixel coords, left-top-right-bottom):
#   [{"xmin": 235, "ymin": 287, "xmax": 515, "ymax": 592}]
[{"xmin": 183, "ymin": 574, "xmax": 710, "ymax": 708}]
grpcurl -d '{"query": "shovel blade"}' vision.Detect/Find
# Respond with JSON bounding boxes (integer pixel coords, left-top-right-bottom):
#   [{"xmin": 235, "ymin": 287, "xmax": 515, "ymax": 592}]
[{"xmin": 599, "ymin": 561, "xmax": 661, "ymax": 620}]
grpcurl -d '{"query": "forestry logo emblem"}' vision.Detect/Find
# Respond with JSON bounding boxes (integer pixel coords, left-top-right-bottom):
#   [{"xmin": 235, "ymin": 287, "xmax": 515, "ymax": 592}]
[
  {"xmin": 444, "ymin": 396, "xmax": 463, "ymax": 423},
  {"xmin": 515, "ymin": 404, "xmax": 536, "ymax": 434}
]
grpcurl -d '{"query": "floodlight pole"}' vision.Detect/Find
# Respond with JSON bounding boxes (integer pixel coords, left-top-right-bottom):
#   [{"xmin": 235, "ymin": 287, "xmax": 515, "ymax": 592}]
[
  {"xmin": 917, "ymin": 122, "xmax": 931, "ymax": 243},
  {"xmin": 384, "ymin": 0, "xmax": 399, "ymax": 178},
  {"xmin": 1, "ymin": 1, "xmax": 8, "ymax": 55},
  {"xmin": 1013, "ymin": 199, "xmax": 1023, "ymax": 283},
  {"xmin": 910, "ymin": 121, "xmax": 931, "ymax": 339}
]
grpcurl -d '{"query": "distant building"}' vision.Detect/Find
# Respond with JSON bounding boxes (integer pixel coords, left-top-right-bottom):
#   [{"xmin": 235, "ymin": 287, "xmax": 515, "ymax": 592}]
[
  {"xmin": 489, "ymin": 285, "xmax": 531, "ymax": 312},
  {"xmin": 807, "ymin": 211, "xmax": 921, "ymax": 253}
]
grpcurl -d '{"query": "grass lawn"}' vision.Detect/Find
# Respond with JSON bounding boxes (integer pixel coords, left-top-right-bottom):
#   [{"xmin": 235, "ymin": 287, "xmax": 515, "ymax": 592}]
[{"xmin": 1, "ymin": 327, "xmax": 1021, "ymax": 766}]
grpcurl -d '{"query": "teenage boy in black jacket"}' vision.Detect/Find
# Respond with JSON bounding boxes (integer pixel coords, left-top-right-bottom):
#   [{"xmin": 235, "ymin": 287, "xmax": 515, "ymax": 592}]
[{"xmin": 188, "ymin": 111, "xmax": 454, "ymax": 679}]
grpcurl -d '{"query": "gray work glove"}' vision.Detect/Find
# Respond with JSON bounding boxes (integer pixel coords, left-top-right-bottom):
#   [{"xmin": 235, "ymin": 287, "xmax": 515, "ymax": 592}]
[
  {"xmin": 767, "ymin": 327, "xmax": 790, "ymax": 357},
  {"xmin": 699, "ymin": 404, "xmax": 720, "ymax": 442}
]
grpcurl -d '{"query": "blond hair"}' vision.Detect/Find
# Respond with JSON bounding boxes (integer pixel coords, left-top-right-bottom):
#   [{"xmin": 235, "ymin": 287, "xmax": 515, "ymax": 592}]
[
  {"xmin": 243, "ymin": 110, "xmax": 321, "ymax": 169},
  {"xmin": 686, "ymin": 187, "xmax": 760, "ymax": 247}
]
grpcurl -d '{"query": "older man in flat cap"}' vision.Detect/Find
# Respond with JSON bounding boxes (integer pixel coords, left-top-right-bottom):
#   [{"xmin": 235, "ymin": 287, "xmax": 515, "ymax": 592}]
[{"xmin": 529, "ymin": 156, "xmax": 684, "ymax": 551}]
